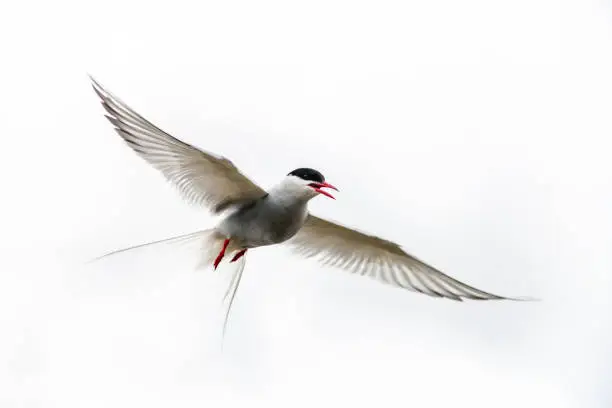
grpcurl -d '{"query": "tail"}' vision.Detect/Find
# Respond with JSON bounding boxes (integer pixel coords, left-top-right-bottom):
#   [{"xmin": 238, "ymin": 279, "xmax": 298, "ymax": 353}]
[
  {"xmin": 187, "ymin": 232, "xmax": 249, "ymax": 346},
  {"xmin": 88, "ymin": 229, "xmax": 225, "ymax": 266},
  {"xmin": 88, "ymin": 229, "xmax": 248, "ymax": 344},
  {"xmin": 220, "ymin": 253, "xmax": 247, "ymax": 346}
]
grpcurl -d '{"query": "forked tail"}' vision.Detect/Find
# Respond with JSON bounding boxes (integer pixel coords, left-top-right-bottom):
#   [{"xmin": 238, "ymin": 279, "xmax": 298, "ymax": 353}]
[
  {"xmin": 88, "ymin": 229, "xmax": 229, "ymax": 266},
  {"xmin": 88, "ymin": 229, "xmax": 248, "ymax": 344},
  {"xmin": 89, "ymin": 229, "xmax": 206, "ymax": 262},
  {"xmin": 220, "ymin": 253, "xmax": 247, "ymax": 345}
]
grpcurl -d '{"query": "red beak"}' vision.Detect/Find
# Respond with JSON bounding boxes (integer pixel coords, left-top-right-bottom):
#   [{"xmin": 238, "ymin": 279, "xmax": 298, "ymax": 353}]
[{"xmin": 308, "ymin": 182, "xmax": 339, "ymax": 199}]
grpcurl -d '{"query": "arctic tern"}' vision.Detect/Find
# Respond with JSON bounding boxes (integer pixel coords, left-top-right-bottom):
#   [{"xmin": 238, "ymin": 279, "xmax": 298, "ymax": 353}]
[{"xmin": 90, "ymin": 77, "xmax": 529, "ymax": 336}]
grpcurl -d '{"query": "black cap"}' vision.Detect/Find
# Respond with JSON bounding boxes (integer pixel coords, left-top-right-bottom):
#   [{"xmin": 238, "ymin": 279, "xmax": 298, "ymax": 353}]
[{"xmin": 287, "ymin": 168, "xmax": 325, "ymax": 183}]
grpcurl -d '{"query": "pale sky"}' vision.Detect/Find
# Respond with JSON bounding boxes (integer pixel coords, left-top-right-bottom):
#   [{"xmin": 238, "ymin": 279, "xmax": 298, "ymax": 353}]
[{"xmin": 2, "ymin": 0, "xmax": 612, "ymax": 407}]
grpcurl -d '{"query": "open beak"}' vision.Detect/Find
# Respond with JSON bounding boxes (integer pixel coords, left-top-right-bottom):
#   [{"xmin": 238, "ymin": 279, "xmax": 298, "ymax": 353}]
[{"xmin": 308, "ymin": 182, "xmax": 339, "ymax": 199}]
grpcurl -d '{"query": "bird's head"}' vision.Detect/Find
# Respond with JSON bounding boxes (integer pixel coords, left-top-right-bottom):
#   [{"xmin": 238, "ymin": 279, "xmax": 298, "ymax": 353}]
[{"xmin": 280, "ymin": 168, "xmax": 338, "ymax": 201}]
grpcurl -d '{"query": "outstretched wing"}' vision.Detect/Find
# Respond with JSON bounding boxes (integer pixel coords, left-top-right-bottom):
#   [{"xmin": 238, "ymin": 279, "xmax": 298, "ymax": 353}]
[
  {"xmin": 288, "ymin": 215, "xmax": 522, "ymax": 301},
  {"xmin": 90, "ymin": 77, "xmax": 266, "ymax": 213}
]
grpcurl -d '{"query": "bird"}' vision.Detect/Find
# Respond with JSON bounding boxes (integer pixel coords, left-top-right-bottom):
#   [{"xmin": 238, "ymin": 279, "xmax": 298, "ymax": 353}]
[{"xmin": 89, "ymin": 77, "xmax": 530, "ymax": 337}]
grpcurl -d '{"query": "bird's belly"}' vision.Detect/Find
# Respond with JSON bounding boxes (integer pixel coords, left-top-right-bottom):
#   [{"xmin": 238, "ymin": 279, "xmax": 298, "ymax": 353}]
[
  {"xmin": 242, "ymin": 215, "xmax": 303, "ymax": 247},
  {"xmin": 220, "ymin": 205, "xmax": 306, "ymax": 248}
]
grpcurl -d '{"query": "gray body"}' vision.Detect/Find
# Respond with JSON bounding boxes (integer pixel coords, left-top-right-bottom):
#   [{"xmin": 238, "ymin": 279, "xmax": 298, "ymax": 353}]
[{"xmin": 217, "ymin": 192, "xmax": 309, "ymax": 249}]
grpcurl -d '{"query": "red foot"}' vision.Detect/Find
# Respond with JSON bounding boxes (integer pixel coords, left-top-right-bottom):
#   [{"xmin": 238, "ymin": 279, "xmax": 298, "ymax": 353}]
[
  {"xmin": 213, "ymin": 239, "xmax": 230, "ymax": 270},
  {"xmin": 230, "ymin": 249, "xmax": 247, "ymax": 263}
]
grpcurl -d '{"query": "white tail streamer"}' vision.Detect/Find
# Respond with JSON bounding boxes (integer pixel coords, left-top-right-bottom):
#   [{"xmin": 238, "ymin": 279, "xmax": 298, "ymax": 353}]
[
  {"xmin": 220, "ymin": 254, "xmax": 247, "ymax": 346},
  {"xmin": 88, "ymin": 229, "xmax": 249, "ymax": 346}
]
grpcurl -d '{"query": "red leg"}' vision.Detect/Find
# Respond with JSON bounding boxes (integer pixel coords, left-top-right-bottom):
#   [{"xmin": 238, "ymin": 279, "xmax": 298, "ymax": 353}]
[
  {"xmin": 230, "ymin": 249, "xmax": 247, "ymax": 263},
  {"xmin": 213, "ymin": 239, "xmax": 230, "ymax": 270}
]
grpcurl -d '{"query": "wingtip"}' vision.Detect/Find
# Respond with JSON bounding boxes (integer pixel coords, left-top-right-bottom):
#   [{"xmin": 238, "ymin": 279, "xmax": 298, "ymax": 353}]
[
  {"xmin": 485, "ymin": 294, "xmax": 539, "ymax": 302},
  {"xmin": 87, "ymin": 73, "xmax": 107, "ymax": 97},
  {"xmin": 509, "ymin": 295, "xmax": 541, "ymax": 302},
  {"xmin": 87, "ymin": 72, "xmax": 98, "ymax": 86},
  {"xmin": 463, "ymin": 294, "xmax": 540, "ymax": 302}
]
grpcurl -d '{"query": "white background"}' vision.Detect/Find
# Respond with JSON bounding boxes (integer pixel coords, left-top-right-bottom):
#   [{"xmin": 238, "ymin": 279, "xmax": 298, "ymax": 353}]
[{"xmin": 2, "ymin": 0, "xmax": 612, "ymax": 407}]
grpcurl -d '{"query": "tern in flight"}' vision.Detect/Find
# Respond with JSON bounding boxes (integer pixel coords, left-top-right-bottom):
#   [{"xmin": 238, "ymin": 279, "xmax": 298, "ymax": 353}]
[{"xmin": 89, "ymin": 77, "xmax": 530, "ymax": 337}]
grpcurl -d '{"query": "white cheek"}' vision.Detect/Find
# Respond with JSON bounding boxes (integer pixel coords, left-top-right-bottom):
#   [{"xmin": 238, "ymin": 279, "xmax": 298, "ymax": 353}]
[
  {"xmin": 303, "ymin": 188, "xmax": 318, "ymax": 199},
  {"xmin": 272, "ymin": 176, "xmax": 319, "ymax": 202},
  {"xmin": 294, "ymin": 184, "xmax": 316, "ymax": 198},
  {"xmin": 293, "ymin": 184, "xmax": 318, "ymax": 200}
]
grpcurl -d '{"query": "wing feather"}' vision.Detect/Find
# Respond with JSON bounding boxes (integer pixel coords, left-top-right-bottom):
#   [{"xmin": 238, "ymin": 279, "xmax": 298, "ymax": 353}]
[
  {"xmin": 90, "ymin": 77, "xmax": 266, "ymax": 213},
  {"xmin": 288, "ymin": 215, "xmax": 525, "ymax": 301}
]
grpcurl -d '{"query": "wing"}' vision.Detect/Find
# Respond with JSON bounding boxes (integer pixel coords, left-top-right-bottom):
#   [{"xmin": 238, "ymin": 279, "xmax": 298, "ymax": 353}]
[
  {"xmin": 90, "ymin": 76, "xmax": 266, "ymax": 213},
  {"xmin": 287, "ymin": 215, "xmax": 516, "ymax": 301}
]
